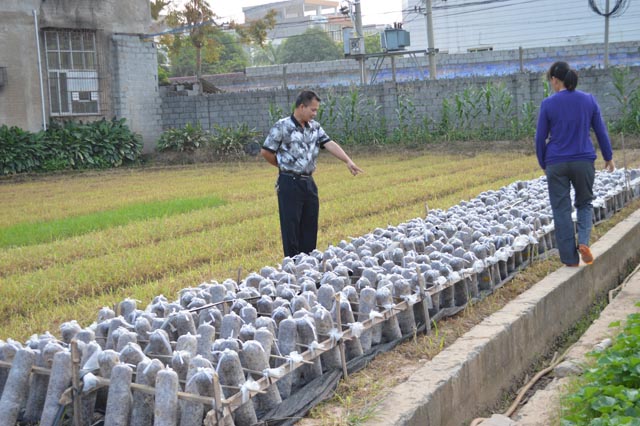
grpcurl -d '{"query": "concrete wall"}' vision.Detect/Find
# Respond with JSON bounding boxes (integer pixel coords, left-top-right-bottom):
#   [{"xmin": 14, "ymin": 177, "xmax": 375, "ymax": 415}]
[
  {"xmin": 37, "ymin": 0, "xmax": 150, "ymax": 34},
  {"xmin": 0, "ymin": 4, "xmax": 49, "ymax": 132},
  {"xmin": 0, "ymin": 0, "xmax": 160, "ymax": 149},
  {"xmin": 161, "ymin": 65, "xmax": 640, "ymax": 138},
  {"xmin": 111, "ymin": 35, "xmax": 162, "ymax": 152},
  {"xmin": 187, "ymin": 41, "xmax": 640, "ymax": 92}
]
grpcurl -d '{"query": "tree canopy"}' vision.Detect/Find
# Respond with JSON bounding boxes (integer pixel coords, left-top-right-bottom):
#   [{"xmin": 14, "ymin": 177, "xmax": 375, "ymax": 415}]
[
  {"xmin": 150, "ymin": 0, "xmax": 171, "ymax": 20},
  {"xmin": 278, "ymin": 27, "xmax": 343, "ymax": 64},
  {"xmin": 167, "ymin": 31, "xmax": 248, "ymax": 76},
  {"xmin": 156, "ymin": 0, "xmax": 275, "ymax": 81},
  {"xmin": 365, "ymin": 33, "xmax": 382, "ymax": 55}
]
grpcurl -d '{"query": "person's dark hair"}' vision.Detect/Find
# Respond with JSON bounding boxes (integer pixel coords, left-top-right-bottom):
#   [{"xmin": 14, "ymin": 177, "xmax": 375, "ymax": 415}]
[
  {"xmin": 295, "ymin": 90, "xmax": 321, "ymax": 107},
  {"xmin": 547, "ymin": 61, "xmax": 578, "ymax": 91}
]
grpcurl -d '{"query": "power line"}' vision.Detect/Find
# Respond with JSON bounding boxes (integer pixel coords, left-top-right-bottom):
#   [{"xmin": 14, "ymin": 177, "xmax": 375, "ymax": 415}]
[
  {"xmin": 432, "ymin": 0, "xmax": 546, "ymax": 19},
  {"xmin": 589, "ymin": 0, "xmax": 630, "ymax": 17},
  {"xmin": 433, "ymin": 0, "xmax": 522, "ymax": 10}
]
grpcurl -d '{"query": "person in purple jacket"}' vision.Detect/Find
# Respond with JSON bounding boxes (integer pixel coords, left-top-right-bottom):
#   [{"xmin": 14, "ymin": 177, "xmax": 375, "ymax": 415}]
[{"xmin": 535, "ymin": 61, "xmax": 615, "ymax": 267}]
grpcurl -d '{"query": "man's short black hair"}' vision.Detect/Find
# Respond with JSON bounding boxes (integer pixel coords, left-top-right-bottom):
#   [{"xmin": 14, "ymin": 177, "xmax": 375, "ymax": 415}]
[{"xmin": 295, "ymin": 90, "xmax": 321, "ymax": 107}]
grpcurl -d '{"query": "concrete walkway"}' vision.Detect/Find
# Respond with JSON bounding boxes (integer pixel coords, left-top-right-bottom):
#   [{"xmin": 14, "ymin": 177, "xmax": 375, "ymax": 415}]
[{"xmin": 365, "ymin": 210, "xmax": 640, "ymax": 426}]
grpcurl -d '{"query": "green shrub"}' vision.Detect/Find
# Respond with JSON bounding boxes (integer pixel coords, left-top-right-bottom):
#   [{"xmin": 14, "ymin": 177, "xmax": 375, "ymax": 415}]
[
  {"xmin": 158, "ymin": 66, "xmax": 171, "ymax": 86},
  {"xmin": 46, "ymin": 118, "xmax": 143, "ymax": 169},
  {"xmin": 210, "ymin": 123, "xmax": 261, "ymax": 157},
  {"xmin": 156, "ymin": 123, "xmax": 262, "ymax": 158},
  {"xmin": 0, "ymin": 118, "xmax": 142, "ymax": 175},
  {"xmin": 561, "ymin": 307, "xmax": 640, "ymax": 425},
  {"xmin": 0, "ymin": 125, "xmax": 46, "ymax": 174},
  {"xmin": 89, "ymin": 118, "xmax": 143, "ymax": 166},
  {"xmin": 156, "ymin": 123, "xmax": 211, "ymax": 152}
]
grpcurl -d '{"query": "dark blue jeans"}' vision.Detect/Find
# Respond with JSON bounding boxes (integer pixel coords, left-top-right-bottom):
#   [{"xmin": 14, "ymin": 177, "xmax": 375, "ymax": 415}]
[
  {"xmin": 545, "ymin": 161, "xmax": 595, "ymax": 265},
  {"xmin": 276, "ymin": 173, "xmax": 319, "ymax": 258}
]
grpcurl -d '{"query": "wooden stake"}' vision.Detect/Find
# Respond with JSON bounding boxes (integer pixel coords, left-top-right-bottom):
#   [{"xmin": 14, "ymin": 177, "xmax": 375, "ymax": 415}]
[
  {"xmin": 0, "ymin": 360, "xmax": 51, "ymax": 375},
  {"xmin": 212, "ymin": 371, "xmax": 224, "ymax": 424},
  {"xmin": 70, "ymin": 340, "xmax": 83, "ymax": 426},
  {"xmin": 416, "ymin": 266, "xmax": 431, "ymax": 333},
  {"xmin": 335, "ymin": 293, "xmax": 349, "ymax": 379},
  {"xmin": 268, "ymin": 354, "xmax": 314, "ymax": 365}
]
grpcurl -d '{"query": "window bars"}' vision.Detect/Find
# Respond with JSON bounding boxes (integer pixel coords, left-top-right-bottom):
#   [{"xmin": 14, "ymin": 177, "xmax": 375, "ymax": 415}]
[{"xmin": 43, "ymin": 29, "xmax": 109, "ymax": 117}]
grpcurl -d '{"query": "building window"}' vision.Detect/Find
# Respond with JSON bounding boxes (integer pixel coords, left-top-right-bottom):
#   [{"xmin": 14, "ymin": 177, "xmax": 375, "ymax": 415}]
[
  {"xmin": 467, "ymin": 46, "xmax": 493, "ymax": 53},
  {"xmin": 44, "ymin": 30, "xmax": 101, "ymax": 116}
]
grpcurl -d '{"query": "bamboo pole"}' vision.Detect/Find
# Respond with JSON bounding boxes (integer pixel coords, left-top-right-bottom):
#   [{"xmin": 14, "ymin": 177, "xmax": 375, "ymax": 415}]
[
  {"xmin": 417, "ymin": 266, "xmax": 431, "ymax": 333},
  {"xmin": 335, "ymin": 293, "xmax": 349, "ymax": 379},
  {"xmin": 71, "ymin": 340, "xmax": 83, "ymax": 426},
  {"xmin": 0, "ymin": 360, "xmax": 51, "ymax": 375},
  {"xmin": 212, "ymin": 373, "xmax": 225, "ymax": 423}
]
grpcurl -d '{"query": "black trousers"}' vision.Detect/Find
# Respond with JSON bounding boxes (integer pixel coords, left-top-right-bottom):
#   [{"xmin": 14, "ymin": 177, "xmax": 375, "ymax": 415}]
[{"xmin": 276, "ymin": 173, "xmax": 319, "ymax": 258}]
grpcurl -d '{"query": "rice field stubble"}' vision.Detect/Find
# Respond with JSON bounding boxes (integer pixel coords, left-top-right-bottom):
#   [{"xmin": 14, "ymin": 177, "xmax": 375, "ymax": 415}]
[{"xmin": 1, "ymin": 149, "xmax": 638, "ymax": 343}]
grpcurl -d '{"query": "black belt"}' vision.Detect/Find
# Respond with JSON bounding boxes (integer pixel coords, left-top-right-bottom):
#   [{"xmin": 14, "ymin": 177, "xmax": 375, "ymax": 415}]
[{"xmin": 279, "ymin": 171, "xmax": 313, "ymax": 179}]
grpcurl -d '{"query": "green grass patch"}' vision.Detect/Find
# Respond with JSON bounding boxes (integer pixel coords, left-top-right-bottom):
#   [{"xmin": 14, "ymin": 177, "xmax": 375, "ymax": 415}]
[{"xmin": 0, "ymin": 195, "xmax": 225, "ymax": 248}]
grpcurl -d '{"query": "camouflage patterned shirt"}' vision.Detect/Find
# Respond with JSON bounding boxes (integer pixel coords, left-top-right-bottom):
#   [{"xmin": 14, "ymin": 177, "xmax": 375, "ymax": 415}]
[{"xmin": 262, "ymin": 114, "xmax": 331, "ymax": 175}]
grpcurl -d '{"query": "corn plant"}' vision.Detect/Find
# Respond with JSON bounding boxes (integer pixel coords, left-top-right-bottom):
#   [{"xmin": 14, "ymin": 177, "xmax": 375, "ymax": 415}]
[
  {"xmin": 337, "ymin": 86, "xmax": 361, "ymax": 144},
  {"xmin": 437, "ymin": 98, "xmax": 453, "ymax": 139},
  {"xmin": 542, "ymin": 78, "xmax": 551, "ymax": 99},
  {"xmin": 461, "ymin": 87, "xmax": 484, "ymax": 133},
  {"xmin": 267, "ymin": 102, "xmax": 285, "ymax": 123},
  {"xmin": 491, "ymin": 83, "xmax": 515, "ymax": 139},
  {"xmin": 317, "ymin": 89, "xmax": 339, "ymax": 133},
  {"xmin": 609, "ymin": 66, "xmax": 640, "ymax": 135},
  {"xmin": 515, "ymin": 101, "xmax": 537, "ymax": 138},
  {"xmin": 358, "ymin": 96, "xmax": 386, "ymax": 145},
  {"xmin": 330, "ymin": 86, "xmax": 384, "ymax": 145},
  {"xmin": 392, "ymin": 93, "xmax": 416, "ymax": 143}
]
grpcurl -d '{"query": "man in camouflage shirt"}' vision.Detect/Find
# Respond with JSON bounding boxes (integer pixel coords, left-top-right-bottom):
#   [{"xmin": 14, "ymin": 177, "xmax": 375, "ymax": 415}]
[{"xmin": 261, "ymin": 90, "xmax": 363, "ymax": 258}]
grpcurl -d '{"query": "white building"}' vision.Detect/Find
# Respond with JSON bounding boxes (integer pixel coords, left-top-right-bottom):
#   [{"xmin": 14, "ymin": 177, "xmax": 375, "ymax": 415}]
[
  {"xmin": 402, "ymin": 0, "xmax": 640, "ymax": 53},
  {"xmin": 243, "ymin": 0, "xmax": 350, "ymax": 44}
]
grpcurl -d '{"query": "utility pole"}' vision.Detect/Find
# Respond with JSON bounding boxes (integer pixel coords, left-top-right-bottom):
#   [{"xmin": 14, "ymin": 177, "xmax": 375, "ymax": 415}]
[
  {"xmin": 604, "ymin": 0, "xmax": 610, "ymax": 68},
  {"xmin": 423, "ymin": 0, "xmax": 437, "ymax": 80},
  {"xmin": 354, "ymin": 0, "xmax": 366, "ymax": 84},
  {"xmin": 589, "ymin": 0, "xmax": 628, "ymax": 69}
]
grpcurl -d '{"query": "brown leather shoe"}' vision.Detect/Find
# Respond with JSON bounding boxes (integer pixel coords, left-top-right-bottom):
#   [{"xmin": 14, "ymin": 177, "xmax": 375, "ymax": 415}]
[{"xmin": 578, "ymin": 244, "xmax": 594, "ymax": 265}]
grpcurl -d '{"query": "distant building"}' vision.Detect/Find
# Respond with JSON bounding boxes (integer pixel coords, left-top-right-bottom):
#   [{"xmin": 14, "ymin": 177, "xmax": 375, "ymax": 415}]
[
  {"xmin": 402, "ymin": 0, "xmax": 640, "ymax": 54},
  {"xmin": 243, "ymin": 0, "xmax": 351, "ymax": 44},
  {"xmin": 0, "ymin": 0, "xmax": 161, "ymax": 151}
]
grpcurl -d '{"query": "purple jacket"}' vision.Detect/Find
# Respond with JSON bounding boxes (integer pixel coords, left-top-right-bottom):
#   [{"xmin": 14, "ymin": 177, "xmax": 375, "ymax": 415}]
[{"xmin": 535, "ymin": 89, "xmax": 613, "ymax": 170}]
